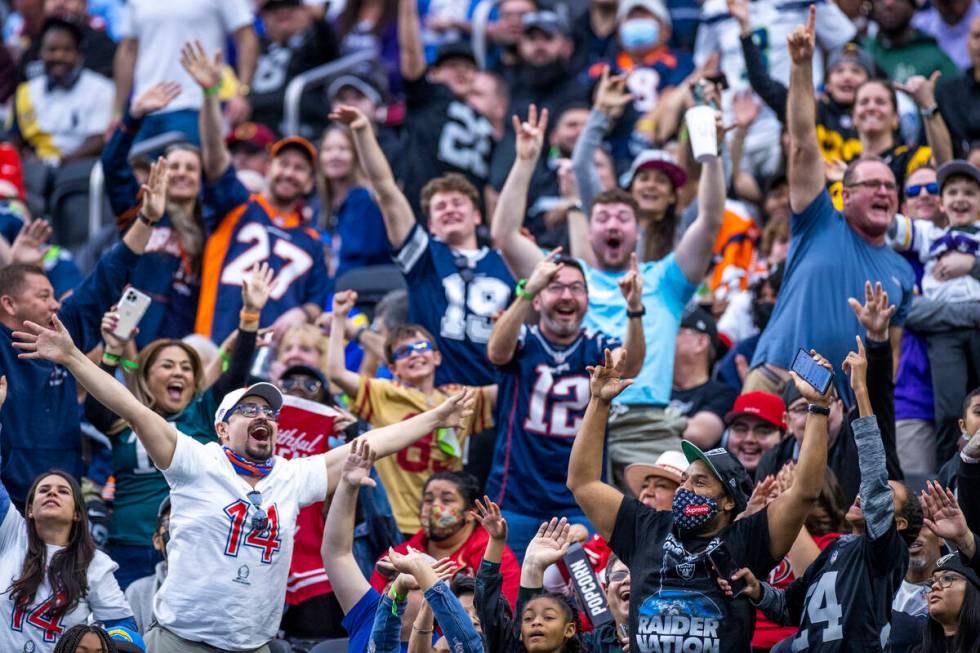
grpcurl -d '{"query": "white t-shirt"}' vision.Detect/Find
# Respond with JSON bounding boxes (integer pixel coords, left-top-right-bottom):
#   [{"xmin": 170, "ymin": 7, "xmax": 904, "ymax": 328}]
[
  {"xmin": 0, "ymin": 509, "xmax": 131, "ymax": 652},
  {"xmin": 890, "ymin": 215, "xmax": 980, "ymax": 304},
  {"xmin": 118, "ymin": 0, "xmax": 254, "ymax": 112},
  {"xmin": 154, "ymin": 435, "xmax": 328, "ymax": 650}
]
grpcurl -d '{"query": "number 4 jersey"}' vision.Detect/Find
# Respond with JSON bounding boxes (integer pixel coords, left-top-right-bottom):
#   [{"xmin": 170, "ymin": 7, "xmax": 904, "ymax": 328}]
[{"xmin": 485, "ymin": 325, "xmax": 620, "ymax": 517}]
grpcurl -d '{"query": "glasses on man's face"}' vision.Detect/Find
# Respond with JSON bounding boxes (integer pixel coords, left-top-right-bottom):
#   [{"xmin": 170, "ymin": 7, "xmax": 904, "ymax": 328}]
[
  {"xmin": 608, "ymin": 570, "xmax": 630, "ymax": 584},
  {"xmin": 926, "ymin": 573, "xmax": 966, "ymax": 592},
  {"xmin": 231, "ymin": 403, "xmax": 278, "ymax": 419},
  {"xmin": 905, "ymin": 182, "xmax": 939, "ymax": 197},
  {"xmin": 247, "ymin": 490, "xmax": 269, "ymax": 531},
  {"xmin": 730, "ymin": 423, "xmax": 779, "ymax": 438},
  {"xmin": 392, "ymin": 340, "xmax": 434, "ymax": 361},
  {"xmin": 281, "ymin": 377, "xmax": 322, "ymax": 394},
  {"xmin": 545, "ymin": 281, "xmax": 587, "ymax": 296},
  {"xmin": 847, "ymin": 179, "xmax": 898, "ymax": 192},
  {"xmin": 788, "ymin": 404, "xmax": 810, "ymax": 416}
]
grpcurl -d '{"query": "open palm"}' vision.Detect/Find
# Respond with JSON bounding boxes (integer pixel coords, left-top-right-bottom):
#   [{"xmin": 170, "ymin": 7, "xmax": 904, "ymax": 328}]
[{"xmin": 588, "ymin": 349, "xmax": 634, "ymax": 401}]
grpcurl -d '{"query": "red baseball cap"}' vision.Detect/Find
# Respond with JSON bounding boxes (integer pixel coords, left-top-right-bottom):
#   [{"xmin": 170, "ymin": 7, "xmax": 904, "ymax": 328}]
[
  {"xmin": 226, "ymin": 122, "xmax": 276, "ymax": 152},
  {"xmin": 724, "ymin": 391, "xmax": 786, "ymax": 430}
]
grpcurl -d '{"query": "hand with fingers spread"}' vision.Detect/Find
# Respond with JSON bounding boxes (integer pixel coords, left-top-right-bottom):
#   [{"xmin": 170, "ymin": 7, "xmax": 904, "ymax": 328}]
[
  {"xmin": 893, "ymin": 71, "xmax": 941, "ymax": 110},
  {"xmin": 847, "ymin": 280, "xmax": 896, "ymax": 342},
  {"xmin": 587, "ymin": 348, "xmax": 634, "ymax": 402},
  {"xmin": 595, "ymin": 67, "xmax": 634, "ymax": 118},
  {"xmin": 329, "ymin": 105, "xmax": 370, "ymax": 131},
  {"xmin": 180, "ymin": 41, "xmax": 223, "ymax": 91},
  {"xmin": 388, "ymin": 547, "xmax": 460, "ymax": 592},
  {"xmin": 920, "ymin": 480, "xmax": 974, "ymax": 555},
  {"xmin": 523, "ymin": 517, "xmax": 571, "ymax": 573},
  {"xmin": 786, "ymin": 5, "xmax": 816, "ymax": 65},
  {"xmin": 716, "ymin": 567, "xmax": 763, "ymax": 601},
  {"xmin": 242, "ymin": 262, "xmax": 274, "ymax": 313},
  {"xmin": 731, "ymin": 90, "xmax": 760, "ymax": 130},
  {"xmin": 789, "ymin": 349, "xmax": 834, "ymax": 407},
  {"xmin": 775, "ymin": 461, "xmax": 796, "ymax": 495},
  {"xmin": 841, "ymin": 336, "xmax": 868, "ymax": 394},
  {"xmin": 738, "ymin": 475, "xmax": 777, "ymax": 520},
  {"xmin": 433, "ymin": 389, "xmax": 476, "ymax": 429},
  {"xmin": 140, "ymin": 158, "xmax": 170, "ymax": 225},
  {"xmin": 342, "ymin": 439, "xmax": 378, "ymax": 488},
  {"xmin": 472, "ymin": 496, "xmax": 508, "ymax": 542},
  {"xmin": 9, "ymin": 217, "xmax": 52, "ymax": 265},
  {"xmin": 513, "ymin": 104, "xmax": 549, "ymax": 162},
  {"xmin": 525, "ymin": 248, "xmax": 565, "ymax": 296},
  {"xmin": 617, "ymin": 253, "xmax": 644, "ymax": 312},
  {"xmin": 11, "ymin": 315, "xmax": 79, "ymax": 367},
  {"xmin": 332, "ymin": 289, "xmax": 358, "ymax": 319},
  {"xmin": 132, "ymin": 81, "xmax": 182, "ymax": 119}
]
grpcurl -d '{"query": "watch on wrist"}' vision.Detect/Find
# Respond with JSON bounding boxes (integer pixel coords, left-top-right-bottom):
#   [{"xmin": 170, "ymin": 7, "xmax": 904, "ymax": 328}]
[
  {"xmin": 920, "ymin": 104, "xmax": 939, "ymax": 118},
  {"xmin": 807, "ymin": 403, "xmax": 831, "ymax": 416},
  {"xmin": 566, "ymin": 200, "xmax": 584, "ymax": 214},
  {"xmin": 627, "ymin": 307, "xmax": 646, "ymax": 319}
]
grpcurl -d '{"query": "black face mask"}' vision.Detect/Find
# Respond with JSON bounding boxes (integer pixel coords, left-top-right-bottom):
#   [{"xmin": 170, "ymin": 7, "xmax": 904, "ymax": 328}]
[
  {"xmin": 751, "ymin": 301, "xmax": 775, "ymax": 330},
  {"xmin": 518, "ymin": 59, "xmax": 568, "ymax": 88}
]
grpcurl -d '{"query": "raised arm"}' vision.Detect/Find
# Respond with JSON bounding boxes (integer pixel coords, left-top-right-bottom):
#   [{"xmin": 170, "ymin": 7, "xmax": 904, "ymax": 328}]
[
  {"xmin": 180, "ymin": 41, "xmax": 231, "ymax": 181},
  {"xmin": 520, "ymin": 518, "xmax": 570, "ymax": 589},
  {"xmin": 325, "ymin": 290, "xmax": 363, "ymax": 397},
  {"xmin": 674, "ymin": 138, "xmax": 725, "ymax": 284},
  {"xmin": 617, "ymin": 253, "xmax": 645, "ymax": 377},
  {"xmin": 112, "ymin": 37, "xmax": 138, "ymax": 119},
  {"xmin": 226, "ymin": 25, "xmax": 259, "ymax": 126},
  {"xmin": 13, "ymin": 318, "xmax": 178, "ymax": 468},
  {"xmin": 567, "ymin": 349, "xmax": 632, "ymax": 540},
  {"xmin": 332, "ymin": 105, "xmax": 417, "ymax": 249},
  {"xmin": 473, "ymin": 497, "xmax": 509, "ymax": 564},
  {"xmin": 398, "ymin": 0, "xmax": 427, "ymax": 82},
  {"xmin": 572, "ymin": 69, "xmax": 633, "ymax": 211},
  {"xmin": 786, "ymin": 6, "xmax": 825, "ymax": 212},
  {"xmin": 894, "ymin": 72, "xmax": 953, "ymax": 166},
  {"xmin": 490, "ymin": 107, "xmax": 549, "ymax": 279},
  {"xmin": 765, "ymin": 350, "xmax": 831, "ymax": 559}
]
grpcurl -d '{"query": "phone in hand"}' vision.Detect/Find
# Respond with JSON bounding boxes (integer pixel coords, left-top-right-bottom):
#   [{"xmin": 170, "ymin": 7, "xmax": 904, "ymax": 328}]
[
  {"xmin": 112, "ymin": 288, "xmax": 152, "ymax": 341},
  {"xmin": 790, "ymin": 348, "xmax": 834, "ymax": 396},
  {"xmin": 708, "ymin": 544, "xmax": 748, "ymax": 598}
]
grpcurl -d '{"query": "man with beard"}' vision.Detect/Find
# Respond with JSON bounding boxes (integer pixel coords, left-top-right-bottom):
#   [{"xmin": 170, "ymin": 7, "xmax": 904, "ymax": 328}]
[
  {"xmin": 862, "ymin": 0, "xmax": 958, "ymax": 84},
  {"xmin": 181, "ymin": 41, "xmax": 329, "ymax": 345},
  {"xmin": 370, "ymin": 471, "xmax": 521, "ymax": 605},
  {"xmin": 747, "ymin": 7, "xmax": 915, "ymax": 402},
  {"xmin": 887, "ymin": 520, "xmax": 943, "ymax": 653},
  {"xmin": 568, "ymin": 346, "xmax": 832, "ymax": 653},
  {"xmin": 484, "ymin": 251, "xmax": 645, "ymax": 559}
]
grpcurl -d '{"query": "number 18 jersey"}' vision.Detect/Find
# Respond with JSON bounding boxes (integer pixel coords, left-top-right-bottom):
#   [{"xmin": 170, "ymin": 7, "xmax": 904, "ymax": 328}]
[{"xmin": 485, "ymin": 325, "xmax": 619, "ymax": 517}]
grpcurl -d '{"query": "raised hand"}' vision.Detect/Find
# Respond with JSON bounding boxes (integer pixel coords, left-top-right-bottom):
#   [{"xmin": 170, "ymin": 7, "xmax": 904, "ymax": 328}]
[
  {"xmin": 725, "ymin": 0, "xmax": 750, "ymax": 34},
  {"xmin": 242, "ymin": 262, "xmax": 274, "ymax": 313},
  {"xmin": 617, "ymin": 253, "xmax": 644, "ymax": 311},
  {"xmin": 738, "ymin": 475, "xmax": 776, "ymax": 520},
  {"xmin": 841, "ymin": 336, "xmax": 868, "ymax": 394},
  {"xmin": 523, "ymin": 517, "xmax": 571, "ymax": 571},
  {"xmin": 332, "ymin": 289, "xmax": 358, "ymax": 319},
  {"xmin": 329, "ymin": 105, "xmax": 370, "ymax": 131},
  {"xmin": 100, "ymin": 307, "xmax": 127, "ymax": 354},
  {"xmin": 512, "ymin": 104, "xmax": 549, "ymax": 162},
  {"xmin": 788, "ymin": 349, "xmax": 834, "ymax": 406},
  {"xmin": 847, "ymin": 280, "xmax": 896, "ymax": 342},
  {"xmin": 433, "ymin": 389, "xmax": 476, "ymax": 429},
  {"xmin": 9, "ymin": 216, "xmax": 52, "ymax": 265},
  {"xmin": 341, "ymin": 439, "xmax": 377, "ymax": 488},
  {"xmin": 131, "ymin": 81, "xmax": 182, "ymax": 119},
  {"xmin": 920, "ymin": 480, "xmax": 971, "ymax": 547},
  {"xmin": 431, "ymin": 557, "xmax": 460, "ymax": 583},
  {"xmin": 893, "ymin": 71, "xmax": 941, "ymax": 110},
  {"xmin": 786, "ymin": 5, "xmax": 816, "ymax": 65},
  {"xmin": 731, "ymin": 89, "xmax": 760, "ymax": 130},
  {"xmin": 388, "ymin": 546, "xmax": 435, "ymax": 577},
  {"xmin": 179, "ymin": 40, "xmax": 223, "ymax": 91},
  {"xmin": 12, "ymin": 314, "xmax": 78, "ymax": 366},
  {"xmin": 140, "ymin": 157, "xmax": 170, "ymax": 225},
  {"xmin": 595, "ymin": 67, "xmax": 634, "ymax": 118},
  {"xmin": 587, "ymin": 348, "xmax": 634, "ymax": 402},
  {"xmin": 472, "ymin": 496, "xmax": 508, "ymax": 541},
  {"xmin": 525, "ymin": 248, "xmax": 564, "ymax": 296},
  {"xmin": 775, "ymin": 461, "xmax": 796, "ymax": 495}
]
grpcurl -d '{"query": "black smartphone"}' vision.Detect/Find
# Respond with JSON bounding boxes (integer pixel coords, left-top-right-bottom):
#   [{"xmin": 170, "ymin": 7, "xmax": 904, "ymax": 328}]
[
  {"xmin": 708, "ymin": 544, "xmax": 747, "ymax": 598},
  {"xmin": 704, "ymin": 71, "xmax": 730, "ymax": 91},
  {"xmin": 790, "ymin": 348, "xmax": 834, "ymax": 396}
]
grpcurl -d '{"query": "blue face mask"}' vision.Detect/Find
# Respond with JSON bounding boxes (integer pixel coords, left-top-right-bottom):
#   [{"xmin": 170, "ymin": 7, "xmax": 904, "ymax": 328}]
[
  {"xmin": 671, "ymin": 487, "xmax": 720, "ymax": 532},
  {"xmin": 619, "ymin": 18, "xmax": 661, "ymax": 50}
]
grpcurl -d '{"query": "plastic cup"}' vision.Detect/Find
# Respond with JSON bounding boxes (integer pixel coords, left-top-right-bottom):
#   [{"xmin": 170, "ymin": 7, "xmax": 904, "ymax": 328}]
[{"xmin": 685, "ymin": 105, "xmax": 718, "ymax": 163}]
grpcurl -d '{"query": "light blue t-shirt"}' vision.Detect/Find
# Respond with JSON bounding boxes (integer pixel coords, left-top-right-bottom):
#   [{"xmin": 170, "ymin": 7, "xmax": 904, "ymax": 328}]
[
  {"xmin": 751, "ymin": 189, "xmax": 915, "ymax": 402},
  {"xmin": 581, "ymin": 253, "xmax": 696, "ymax": 406}
]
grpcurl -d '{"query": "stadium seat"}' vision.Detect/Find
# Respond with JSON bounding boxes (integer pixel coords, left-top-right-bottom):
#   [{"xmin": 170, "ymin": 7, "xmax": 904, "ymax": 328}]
[
  {"xmin": 333, "ymin": 264, "xmax": 407, "ymax": 320},
  {"xmin": 268, "ymin": 640, "xmax": 293, "ymax": 653},
  {"xmin": 308, "ymin": 639, "xmax": 349, "ymax": 653}
]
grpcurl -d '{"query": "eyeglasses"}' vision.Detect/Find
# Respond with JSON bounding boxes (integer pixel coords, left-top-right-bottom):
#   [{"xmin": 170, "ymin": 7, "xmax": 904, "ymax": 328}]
[
  {"xmin": 247, "ymin": 490, "xmax": 269, "ymax": 531},
  {"xmin": 905, "ymin": 182, "xmax": 939, "ymax": 197},
  {"xmin": 545, "ymin": 281, "xmax": 587, "ymax": 296},
  {"xmin": 926, "ymin": 573, "xmax": 966, "ymax": 591},
  {"xmin": 846, "ymin": 179, "xmax": 898, "ymax": 192},
  {"xmin": 281, "ymin": 377, "xmax": 323, "ymax": 394},
  {"xmin": 608, "ymin": 570, "xmax": 630, "ymax": 583},
  {"xmin": 392, "ymin": 340, "xmax": 434, "ymax": 361},
  {"xmin": 230, "ymin": 403, "xmax": 279, "ymax": 419},
  {"xmin": 788, "ymin": 404, "xmax": 810, "ymax": 415}
]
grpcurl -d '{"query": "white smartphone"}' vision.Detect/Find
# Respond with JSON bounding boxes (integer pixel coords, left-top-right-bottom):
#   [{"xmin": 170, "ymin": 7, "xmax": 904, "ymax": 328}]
[{"xmin": 112, "ymin": 288, "xmax": 152, "ymax": 341}]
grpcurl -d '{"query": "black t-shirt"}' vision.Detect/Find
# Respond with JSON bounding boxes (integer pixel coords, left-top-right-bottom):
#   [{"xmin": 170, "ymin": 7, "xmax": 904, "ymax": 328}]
[
  {"xmin": 401, "ymin": 76, "xmax": 495, "ymax": 217},
  {"xmin": 669, "ymin": 380, "xmax": 738, "ymax": 421},
  {"xmin": 781, "ymin": 526, "xmax": 908, "ymax": 652},
  {"xmin": 610, "ymin": 497, "xmax": 777, "ymax": 653}
]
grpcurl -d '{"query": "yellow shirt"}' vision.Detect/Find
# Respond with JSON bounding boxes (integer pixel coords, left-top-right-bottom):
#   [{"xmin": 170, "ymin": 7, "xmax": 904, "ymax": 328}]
[{"xmin": 352, "ymin": 377, "xmax": 494, "ymax": 533}]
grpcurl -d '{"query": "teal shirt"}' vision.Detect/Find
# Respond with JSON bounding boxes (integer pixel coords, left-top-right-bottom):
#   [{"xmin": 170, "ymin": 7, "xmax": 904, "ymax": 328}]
[
  {"xmin": 109, "ymin": 389, "xmax": 220, "ymax": 546},
  {"xmin": 581, "ymin": 254, "xmax": 695, "ymax": 406}
]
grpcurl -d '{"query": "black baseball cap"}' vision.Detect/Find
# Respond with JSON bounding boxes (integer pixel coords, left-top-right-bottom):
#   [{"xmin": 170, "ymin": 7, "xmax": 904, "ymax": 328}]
[
  {"xmin": 260, "ymin": 0, "xmax": 302, "ymax": 10},
  {"xmin": 281, "ymin": 364, "xmax": 328, "ymax": 391},
  {"xmin": 937, "ymin": 159, "xmax": 980, "ymax": 192},
  {"xmin": 522, "ymin": 10, "xmax": 571, "ymax": 36},
  {"xmin": 433, "ymin": 40, "xmax": 477, "ymax": 68},
  {"xmin": 680, "ymin": 305, "xmax": 722, "ymax": 358},
  {"xmin": 681, "ymin": 441, "xmax": 753, "ymax": 514},
  {"xmin": 935, "ymin": 552, "xmax": 980, "ymax": 590}
]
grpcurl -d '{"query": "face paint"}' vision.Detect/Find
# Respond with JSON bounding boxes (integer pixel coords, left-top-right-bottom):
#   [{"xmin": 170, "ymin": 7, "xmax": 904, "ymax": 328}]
[{"xmin": 671, "ymin": 487, "xmax": 720, "ymax": 532}]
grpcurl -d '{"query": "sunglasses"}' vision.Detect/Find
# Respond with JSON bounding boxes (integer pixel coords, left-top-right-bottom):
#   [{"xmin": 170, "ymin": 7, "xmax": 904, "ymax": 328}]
[
  {"xmin": 905, "ymin": 182, "xmax": 939, "ymax": 197},
  {"xmin": 229, "ymin": 403, "xmax": 279, "ymax": 420},
  {"xmin": 392, "ymin": 340, "xmax": 434, "ymax": 361},
  {"xmin": 247, "ymin": 490, "xmax": 268, "ymax": 531},
  {"xmin": 281, "ymin": 377, "xmax": 323, "ymax": 394}
]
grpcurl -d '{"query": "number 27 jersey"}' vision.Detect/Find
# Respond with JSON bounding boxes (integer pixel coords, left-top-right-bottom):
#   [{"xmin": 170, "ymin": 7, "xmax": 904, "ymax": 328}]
[{"xmin": 486, "ymin": 325, "xmax": 619, "ymax": 516}]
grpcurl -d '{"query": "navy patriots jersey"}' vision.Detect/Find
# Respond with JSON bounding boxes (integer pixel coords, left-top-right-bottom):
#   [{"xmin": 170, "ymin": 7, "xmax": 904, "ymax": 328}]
[
  {"xmin": 485, "ymin": 325, "xmax": 619, "ymax": 516},
  {"xmin": 392, "ymin": 224, "xmax": 514, "ymax": 386}
]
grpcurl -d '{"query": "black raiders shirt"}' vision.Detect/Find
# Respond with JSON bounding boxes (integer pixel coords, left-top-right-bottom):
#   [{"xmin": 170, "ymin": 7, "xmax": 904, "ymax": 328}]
[
  {"xmin": 777, "ymin": 524, "xmax": 907, "ymax": 652},
  {"xmin": 400, "ymin": 76, "xmax": 495, "ymax": 217},
  {"xmin": 610, "ymin": 497, "xmax": 777, "ymax": 653}
]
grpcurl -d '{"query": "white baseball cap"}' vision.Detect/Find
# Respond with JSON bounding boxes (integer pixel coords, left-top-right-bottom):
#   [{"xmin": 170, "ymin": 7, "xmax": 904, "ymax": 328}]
[
  {"xmin": 214, "ymin": 382, "xmax": 284, "ymax": 426},
  {"xmin": 624, "ymin": 450, "xmax": 689, "ymax": 498},
  {"xmin": 617, "ymin": 0, "xmax": 672, "ymax": 29}
]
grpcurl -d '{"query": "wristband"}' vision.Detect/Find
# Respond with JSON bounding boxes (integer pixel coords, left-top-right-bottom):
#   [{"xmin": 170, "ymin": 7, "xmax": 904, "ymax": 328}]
[
  {"xmin": 119, "ymin": 358, "xmax": 139, "ymax": 371},
  {"xmin": 807, "ymin": 403, "xmax": 830, "ymax": 416},
  {"xmin": 388, "ymin": 587, "xmax": 407, "ymax": 615},
  {"xmin": 218, "ymin": 348, "xmax": 231, "ymax": 373},
  {"xmin": 353, "ymin": 326, "xmax": 368, "ymax": 344},
  {"xmin": 627, "ymin": 307, "xmax": 646, "ymax": 319},
  {"xmin": 137, "ymin": 212, "xmax": 155, "ymax": 226},
  {"xmin": 920, "ymin": 104, "xmax": 939, "ymax": 118},
  {"xmin": 240, "ymin": 309, "xmax": 261, "ymax": 323},
  {"xmin": 515, "ymin": 278, "xmax": 535, "ymax": 301},
  {"xmin": 102, "ymin": 352, "xmax": 121, "ymax": 366},
  {"xmin": 412, "ymin": 626, "xmax": 434, "ymax": 633},
  {"xmin": 204, "ymin": 83, "xmax": 222, "ymax": 97}
]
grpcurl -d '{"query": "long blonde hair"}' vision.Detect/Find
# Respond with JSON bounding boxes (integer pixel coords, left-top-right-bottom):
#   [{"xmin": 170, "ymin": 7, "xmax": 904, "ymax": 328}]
[
  {"xmin": 316, "ymin": 124, "xmax": 369, "ymax": 230},
  {"xmin": 276, "ymin": 324, "xmax": 330, "ymax": 372}
]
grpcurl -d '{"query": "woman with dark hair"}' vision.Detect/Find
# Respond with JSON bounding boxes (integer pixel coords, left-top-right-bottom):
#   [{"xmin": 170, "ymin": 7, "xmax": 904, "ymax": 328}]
[
  {"xmin": 52, "ymin": 625, "xmax": 117, "ymax": 653},
  {"xmin": 0, "ymin": 386, "xmax": 135, "ymax": 651},
  {"xmin": 917, "ymin": 554, "xmax": 980, "ymax": 653},
  {"xmin": 82, "ymin": 264, "xmax": 272, "ymax": 587},
  {"xmin": 334, "ymin": 0, "xmax": 401, "ymax": 96}
]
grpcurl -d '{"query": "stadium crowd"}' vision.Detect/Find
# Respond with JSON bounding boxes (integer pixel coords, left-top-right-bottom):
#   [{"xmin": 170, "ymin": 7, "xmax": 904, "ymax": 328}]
[{"xmin": 0, "ymin": 0, "xmax": 979, "ymax": 651}]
